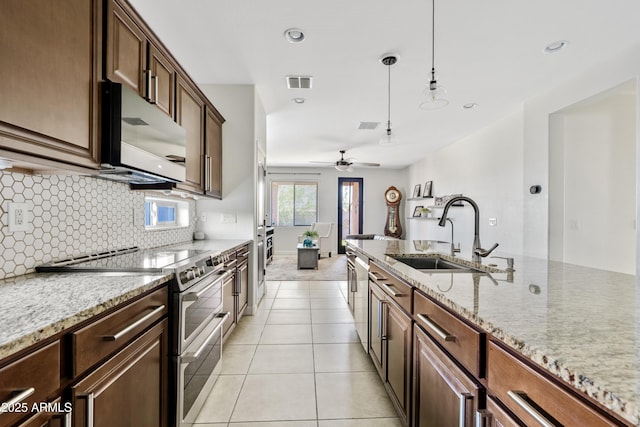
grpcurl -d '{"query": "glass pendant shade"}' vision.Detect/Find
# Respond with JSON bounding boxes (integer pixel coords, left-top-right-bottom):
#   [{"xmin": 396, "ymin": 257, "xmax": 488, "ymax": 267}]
[
  {"xmin": 379, "ymin": 126, "xmax": 397, "ymax": 146},
  {"xmin": 419, "ymin": 79, "xmax": 449, "ymax": 110}
]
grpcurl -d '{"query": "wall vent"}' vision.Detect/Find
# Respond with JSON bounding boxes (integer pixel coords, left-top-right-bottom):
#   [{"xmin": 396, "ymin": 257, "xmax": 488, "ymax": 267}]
[
  {"xmin": 286, "ymin": 75, "xmax": 313, "ymax": 89},
  {"xmin": 357, "ymin": 122, "xmax": 380, "ymax": 130}
]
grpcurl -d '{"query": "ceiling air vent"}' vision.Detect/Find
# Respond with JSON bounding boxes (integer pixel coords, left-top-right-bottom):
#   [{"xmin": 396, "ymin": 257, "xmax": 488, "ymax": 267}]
[
  {"xmin": 357, "ymin": 122, "xmax": 380, "ymax": 130},
  {"xmin": 286, "ymin": 75, "xmax": 313, "ymax": 89}
]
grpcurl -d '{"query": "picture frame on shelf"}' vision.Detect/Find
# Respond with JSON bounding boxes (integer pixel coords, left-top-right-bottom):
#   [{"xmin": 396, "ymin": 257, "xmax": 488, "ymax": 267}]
[
  {"xmin": 423, "ymin": 181, "xmax": 433, "ymax": 198},
  {"xmin": 434, "ymin": 196, "xmax": 444, "ymax": 207},
  {"xmin": 412, "ymin": 184, "xmax": 421, "ymax": 198},
  {"xmin": 412, "ymin": 205, "xmax": 424, "ymax": 217}
]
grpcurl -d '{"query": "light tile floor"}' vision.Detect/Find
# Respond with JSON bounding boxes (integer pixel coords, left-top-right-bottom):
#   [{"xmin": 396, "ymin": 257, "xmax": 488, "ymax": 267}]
[{"xmin": 194, "ymin": 280, "xmax": 403, "ymax": 427}]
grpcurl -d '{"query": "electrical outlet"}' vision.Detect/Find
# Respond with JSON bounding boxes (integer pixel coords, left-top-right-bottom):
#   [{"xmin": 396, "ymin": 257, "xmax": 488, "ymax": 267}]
[
  {"xmin": 8, "ymin": 203, "xmax": 29, "ymax": 232},
  {"xmin": 200, "ymin": 213, "xmax": 207, "ymax": 222},
  {"xmin": 489, "ymin": 217, "xmax": 497, "ymax": 226}
]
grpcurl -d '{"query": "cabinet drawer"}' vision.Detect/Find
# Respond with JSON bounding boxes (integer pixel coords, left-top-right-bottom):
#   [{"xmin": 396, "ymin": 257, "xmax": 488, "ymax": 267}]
[
  {"xmin": 413, "ymin": 289, "xmax": 484, "ymax": 378},
  {"xmin": 0, "ymin": 341, "xmax": 60, "ymax": 427},
  {"xmin": 487, "ymin": 340, "xmax": 621, "ymax": 426},
  {"xmin": 369, "ymin": 262, "xmax": 412, "ymax": 314},
  {"xmin": 71, "ymin": 286, "xmax": 168, "ymax": 377}
]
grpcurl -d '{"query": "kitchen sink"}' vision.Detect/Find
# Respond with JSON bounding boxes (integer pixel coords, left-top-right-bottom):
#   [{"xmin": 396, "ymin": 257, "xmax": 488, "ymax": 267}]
[{"xmin": 389, "ymin": 255, "xmax": 480, "ymax": 272}]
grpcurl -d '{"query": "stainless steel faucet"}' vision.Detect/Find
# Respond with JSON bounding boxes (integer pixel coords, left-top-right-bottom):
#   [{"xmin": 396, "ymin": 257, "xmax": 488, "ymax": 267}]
[
  {"xmin": 438, "ymin": 195, "xmax": 498, "ymax": 263},
  {"xmin": 442, "ymin": 218, "xmax": 460, "ymax": 256}
]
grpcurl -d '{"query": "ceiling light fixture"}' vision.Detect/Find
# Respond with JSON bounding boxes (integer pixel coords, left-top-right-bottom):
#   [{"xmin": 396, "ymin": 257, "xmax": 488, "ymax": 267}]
[
  {"xmin": 419, "ymin": 0, "xmax": 449, "ymax": 110},
  {"xmin": 463, "ymin": 102, "xmax": 478, "ymax": 109},
  {"xmin": 292, "ymin": 97, "xmax": 305, "ymax": 104},
  {"xmin": 380, "ymin": 55, "xmax": 398, "ymax": 146},
  {"xmin": 284, "ymin": 28, "xmax": 305, "ymax": 43},
  {"xmin": 335, "ymin": 150, "xmax": 353, "ymax": 172},
  {"xmin": 543, "ymin": 40, "xmax": 569, "ymax": 54}
]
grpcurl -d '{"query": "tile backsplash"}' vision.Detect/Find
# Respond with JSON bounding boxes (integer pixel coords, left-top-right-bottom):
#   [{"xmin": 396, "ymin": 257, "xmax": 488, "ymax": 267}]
[{"xmin": 0, "ymin": 171, "xmax": 196, "ymax": 279}]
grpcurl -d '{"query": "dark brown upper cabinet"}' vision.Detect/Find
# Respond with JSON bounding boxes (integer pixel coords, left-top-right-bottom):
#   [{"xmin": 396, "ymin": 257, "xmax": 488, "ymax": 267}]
[{"xmin": 0, "ymin": 0, "xmax": 100, "ymax": 170}]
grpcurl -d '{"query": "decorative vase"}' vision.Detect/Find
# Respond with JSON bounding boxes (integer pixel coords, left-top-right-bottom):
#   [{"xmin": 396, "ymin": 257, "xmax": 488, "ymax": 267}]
[{"xmin": 303, "ymin": 237, "xmax": 313, "ymax": 247}]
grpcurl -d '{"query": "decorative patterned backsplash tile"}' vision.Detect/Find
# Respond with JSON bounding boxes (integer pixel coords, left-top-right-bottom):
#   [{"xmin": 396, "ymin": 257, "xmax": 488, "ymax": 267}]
[{"xmin": 0, "ymin": 171, "xmax": 196, "ymax": 279}]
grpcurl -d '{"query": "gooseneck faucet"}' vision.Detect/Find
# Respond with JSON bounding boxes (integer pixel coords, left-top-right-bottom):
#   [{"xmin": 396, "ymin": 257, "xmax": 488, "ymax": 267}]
[{"xmin": 438, "ymin": 195, "xmax": 498, "ymax": 263}]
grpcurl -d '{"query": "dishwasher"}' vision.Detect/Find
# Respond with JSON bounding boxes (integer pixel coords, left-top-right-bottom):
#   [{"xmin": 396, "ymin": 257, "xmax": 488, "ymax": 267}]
[{"xmin": 346, "ymin": 249, "xmax": 369, "ymax": 353}]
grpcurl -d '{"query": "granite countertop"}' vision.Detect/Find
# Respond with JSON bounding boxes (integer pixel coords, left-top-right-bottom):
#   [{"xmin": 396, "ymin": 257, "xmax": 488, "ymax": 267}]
[
  {"xmin": 0, "ymin": 239, "xmax": 252, "ymax": 361},
  {"xmin": 347, "ymin": 239, "xmax": 640, "ymax": 426}
]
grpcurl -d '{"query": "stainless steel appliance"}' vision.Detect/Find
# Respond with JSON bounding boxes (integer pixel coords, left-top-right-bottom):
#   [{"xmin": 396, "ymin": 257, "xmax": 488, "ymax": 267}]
[
  {"xmin": 100, "ymin": 80, "xmax": 187, "ymax": 184},
  {"xmin": 345, "ymin": 248, "xmax": 369, "ymax": 352},
  {"xmin": 37, "ymin": 245, "xmax": 234, "ymax": 427}
]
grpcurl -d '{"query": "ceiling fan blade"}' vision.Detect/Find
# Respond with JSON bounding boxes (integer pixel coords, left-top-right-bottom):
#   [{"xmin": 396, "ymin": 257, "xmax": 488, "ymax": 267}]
[
  {"xmin": 352, "ymin": 162, "xmax": 381, "ymax": 167},
  {"xmin": 309, "ymin": 161, "xmax": 337, "ymax": 165}
]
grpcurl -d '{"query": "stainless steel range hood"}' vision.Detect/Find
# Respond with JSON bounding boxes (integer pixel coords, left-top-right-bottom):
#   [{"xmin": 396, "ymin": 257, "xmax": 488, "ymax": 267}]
[{"xmin": 100, "ymin": 81, "xmax": 186, "ymax": 185}]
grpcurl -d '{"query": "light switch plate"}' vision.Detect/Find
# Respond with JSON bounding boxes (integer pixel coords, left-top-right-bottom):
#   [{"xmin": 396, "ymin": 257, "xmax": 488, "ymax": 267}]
[
  {"xmin": 221, "ymin": 213, "xmax": 236, "ymax": 223},
  {"xmin": 488, "ymin": 217, "xmax": 497, "ymax": 226}
]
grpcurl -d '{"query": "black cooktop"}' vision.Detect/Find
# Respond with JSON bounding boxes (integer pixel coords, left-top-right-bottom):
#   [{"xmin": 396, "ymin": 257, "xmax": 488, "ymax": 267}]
[{"xmin": 36, "ymin": 246, "xmax": 211, "ymax": 273}]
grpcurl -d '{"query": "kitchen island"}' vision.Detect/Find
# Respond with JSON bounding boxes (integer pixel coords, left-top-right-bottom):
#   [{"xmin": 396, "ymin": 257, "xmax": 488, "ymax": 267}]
[{"xmin": 347, "ymin": 238, "xmax": 639, "ymax": 426}]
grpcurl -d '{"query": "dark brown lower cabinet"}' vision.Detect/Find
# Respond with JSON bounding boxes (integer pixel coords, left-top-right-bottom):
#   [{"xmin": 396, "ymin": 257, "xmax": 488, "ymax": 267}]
[
  {"xmin": 71, "ymin": 319, "xmax": 168, "ymax": 427},
  {"xmin": 368, "ymin": 281, "xmax": 412, "ymax": 424},
  {"xmin": 481, "ymin": 396, "xmax": 524, "ymax": 427},
  {"xmin": 413, "ymin": 324, "xmax": 482, "ymax": 427},
  {"xmin": 14, "ymin": 398, "xmax": 70, "ymax": 427},
  {"xmin": 222, "ymin": 272, "xmax": 236, "ymax": 339}
]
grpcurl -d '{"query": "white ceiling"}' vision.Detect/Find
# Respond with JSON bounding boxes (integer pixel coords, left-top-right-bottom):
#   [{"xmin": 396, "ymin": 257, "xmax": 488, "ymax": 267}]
[{"xmin": 128, "ymin": 0, "xmax": 640, "ymax": 169}]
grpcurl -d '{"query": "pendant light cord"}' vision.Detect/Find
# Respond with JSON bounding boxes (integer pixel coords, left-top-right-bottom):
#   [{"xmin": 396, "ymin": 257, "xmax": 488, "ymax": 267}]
[
  {"xmin": 387, "ymin": 61, "xmax": 391, "ymax": 132},
  {"xmin": 431, "ymin": 0, "xmax": 436, "ymax": 81}
]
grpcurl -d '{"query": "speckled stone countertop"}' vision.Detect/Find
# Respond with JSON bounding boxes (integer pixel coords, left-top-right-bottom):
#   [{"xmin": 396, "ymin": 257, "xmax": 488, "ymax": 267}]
[
  {"xmin": 0, "ymin": 239, "xmax": 251, "ymax": 362},
  {"xmin": 347, "ymin": 239, "xmax": 640, "ymax": 426}
]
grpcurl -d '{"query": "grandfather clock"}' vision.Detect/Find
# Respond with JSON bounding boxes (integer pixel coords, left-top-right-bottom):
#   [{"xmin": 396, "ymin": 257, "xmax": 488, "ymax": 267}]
[{"xmin": 384, "ymin": 186, "xmax": 402, "ymax": 238}]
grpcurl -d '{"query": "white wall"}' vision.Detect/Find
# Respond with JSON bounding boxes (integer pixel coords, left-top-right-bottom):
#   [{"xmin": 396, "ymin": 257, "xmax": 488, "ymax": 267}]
[
  {"xmin": 197, "ymin": 85, "xmax": 257, "ymax": 240},
  {"xmin": 404, "ymin": 45, "xmax": 640, "ymax": 271},
  {"xmin": 405, "ymin": 109, "xmax": 525, "ymax": 255},
  {"xmin": 267, "ymin": 167, "xmax": 406, "ymax": 255},
  {"xmin": 523, "ymin": 45, "xmax": 640, "ymax": 260},
  {"xmin": 549, "ymin": 84, "xmax": 636, "ymax": 274}
]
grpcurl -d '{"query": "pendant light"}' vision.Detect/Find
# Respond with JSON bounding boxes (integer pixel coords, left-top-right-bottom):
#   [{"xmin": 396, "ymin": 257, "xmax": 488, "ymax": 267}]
[
  {"xmin": 419, "ymin": 0, "xmax": 449, "ymax": 110},
  {"xmin": 380, "ymin": 55, "xmax": 398, "ymax": 146}
]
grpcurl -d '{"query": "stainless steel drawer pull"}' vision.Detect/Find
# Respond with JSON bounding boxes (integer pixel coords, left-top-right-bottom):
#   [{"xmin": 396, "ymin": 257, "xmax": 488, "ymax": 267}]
[
  {"xmin": 368, "ymin": 271, "xmax": 386, "ymax": 282},
  {"xmin": 182, "ymin": 312, "xmax": 230, "ymax": 363},
  {"xmin": 0, "ymin": 387, "xmax": 35, "ymax": 413},
  {"xmin": 459, "ymin": 393, "xmax": 473, "ymax": 427},
  {"xmin": 417, "ymin": 314, "xmax": 456, "ymax": 342},
  {"xmin": 475, "ymin": 409, "xmax": 492, "ymax": 427},
  {"xmin": 78, "ymin": 393, "xmax": 95, "ymax": 427},
  {"xmin": 102, "ymin": 305, "xmax": 165, "ymax": 341},
  {"xmin": 238, "ymin": 251, "xmax": 250, "ymax": 258},
  {"xmin": 507, "ymin": 390, "xmax": 556, "ymax": 427},
  {"xmin": 382, "ymin": 283, "xmax": 402, "ymax": 297},
  {"xmin": 184, "ymin": 275, "xmax": 225, "ymax": 301}
]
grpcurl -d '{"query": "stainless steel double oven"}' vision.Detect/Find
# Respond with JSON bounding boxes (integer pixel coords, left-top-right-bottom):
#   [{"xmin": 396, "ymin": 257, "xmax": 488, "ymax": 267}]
[
  {"xmin": 171, "ymin": 252, "xmax": 232, "ymax": 427},
  {"xmin": 37, "ymin": 245, "xmax": 234, "ymax": 427}
]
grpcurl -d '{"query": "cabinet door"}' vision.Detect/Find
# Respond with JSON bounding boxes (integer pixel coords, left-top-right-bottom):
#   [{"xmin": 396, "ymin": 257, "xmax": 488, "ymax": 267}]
[
  {"xmin": 176, "ymin": 76, "xmax": 204, "ymax": 193},
  {"xmin": 368, "ymin": 282, "xmax": 385, "ymax": 377},
  {"xmin": 106, "ymin": 0, "xmax": 146, "ymax": 96},
  {"xmin": 148, "ymin": 43, "xmax": 176, "ymax": 118},
  {"xmin": 204, "ymin": 106, "xmax": 224, "ymax": 198},
  {"xmin": 71, "ymin": 320, "xmax": 168, "ymax": 427},
  {"xmin": 0, "ymin": 0, "xmax": 99, "ymax": 169},
  {"xmin": 386, "ymin": 300, "xmax": 412, "ymax": 423},
  {"xmin": 222, "ymin": 273, "xmax": 236, "ymax": 339},
  {"xmin": 15, "ymin": 397, "xmax": 71, "ymax": 427},
  {"xmin": 413, "ymin": 324, "xmax": 481, "ymax": 427},
  {"xmin": 237, "ymin": 261, "xmax": 249, "ymax": 320}
]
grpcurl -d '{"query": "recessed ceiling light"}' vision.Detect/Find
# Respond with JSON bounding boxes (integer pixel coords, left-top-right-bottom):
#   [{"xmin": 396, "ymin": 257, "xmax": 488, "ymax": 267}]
[
  {"xmin": 463, "ymin": 103, "xmax": 478, "ymax": 109},
  {"xmin": 292, "ymin": 98, "xmax": 305, "ymax": 104},
  {"xmin": 284, "ymin": 28, "xmax": 305, "ymax": 43},
  {"xmin": 543, "ymin": 40, "xmax": 569, "ymax": 54}
]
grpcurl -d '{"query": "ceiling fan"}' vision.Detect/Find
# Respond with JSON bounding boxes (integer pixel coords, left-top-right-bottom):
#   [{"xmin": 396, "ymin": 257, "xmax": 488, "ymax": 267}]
[{"xmin": 311, "ymin": 150, "xmax": 381, "ymax": 172}]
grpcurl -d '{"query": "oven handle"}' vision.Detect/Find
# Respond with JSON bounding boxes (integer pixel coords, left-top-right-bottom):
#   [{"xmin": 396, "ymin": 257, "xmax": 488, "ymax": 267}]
[
  {"xmin": 102, "ymin": 305, "xmax": 165, "ymax": 341},
  {"xmin": 183, "ymin": 271, "xmax": 229, "ymax": 302},
  {"xmin": 181, "ymin": 312, "xmax": 229, "ymax": 363}
]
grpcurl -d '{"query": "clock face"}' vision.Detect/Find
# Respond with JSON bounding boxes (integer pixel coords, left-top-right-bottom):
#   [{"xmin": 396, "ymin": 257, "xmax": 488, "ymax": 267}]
[{"xmin": 385, "ymin": 189, "xmax": 399, "ymax": 203}]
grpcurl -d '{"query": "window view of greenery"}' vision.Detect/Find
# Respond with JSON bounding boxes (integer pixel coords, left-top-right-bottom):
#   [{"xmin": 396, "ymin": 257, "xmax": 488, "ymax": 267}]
[{"xmin": 271, "ymin": 181, "xmax": 318, "ymax": 226}]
